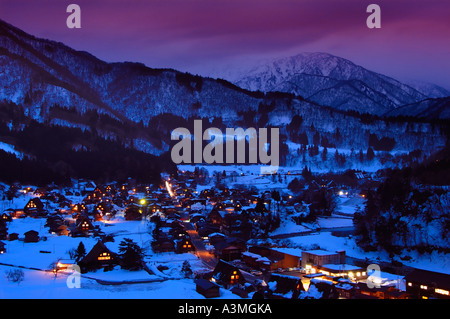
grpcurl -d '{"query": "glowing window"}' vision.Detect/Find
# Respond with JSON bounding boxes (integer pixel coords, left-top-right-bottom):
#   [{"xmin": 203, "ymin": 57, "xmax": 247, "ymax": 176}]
[
  {"xmin": 435, "ymin": 289, "xmax": 449, "ymax": 295},
  {"xmin": 98, "ymin": 252, "xmax": 111, "ymax": 261}
]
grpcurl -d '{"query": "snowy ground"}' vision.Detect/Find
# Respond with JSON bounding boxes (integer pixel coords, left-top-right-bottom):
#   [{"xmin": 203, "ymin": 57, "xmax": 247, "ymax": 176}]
[
  {"xmin": 0, "ymin": 264, "xmax": 236, "ymax": 299},
  {"xmin": 0, "ymin": 215, "xmax": 241, "ymax": 299},
  {"xmin": 1, "ymin": 170, "xmax": 448, "ymax": 299},
  {"xmin": 0, "ymin": 141, "xmax": 23, "ymax": 159}
]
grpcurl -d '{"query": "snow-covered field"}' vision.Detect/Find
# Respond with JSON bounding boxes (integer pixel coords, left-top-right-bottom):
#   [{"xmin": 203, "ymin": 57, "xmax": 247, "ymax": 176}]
[
  {"xmin": 0, "ymin": 215, "xmax": 241, "ymax": 299},
  {"xmin": 0, "ymin": 265, "xmax": 231, "ymax": 299}
]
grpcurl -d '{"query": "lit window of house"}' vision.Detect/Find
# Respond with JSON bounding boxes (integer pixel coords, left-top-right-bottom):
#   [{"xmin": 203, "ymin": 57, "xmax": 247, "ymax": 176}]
[
  {"xmin": 98, "ymin": 252, "xmax": 111, "ymax": 261},
  {"xmin": 230, "ymin": 270, "xmax": 239, "ymax": 284},
  {"xmin": 182, "ymin": 241, "xmax": 192, "ymax": 249},
  {"xmin": 435, "ymin": 289, "xmax": 449, "ymax": 296}
]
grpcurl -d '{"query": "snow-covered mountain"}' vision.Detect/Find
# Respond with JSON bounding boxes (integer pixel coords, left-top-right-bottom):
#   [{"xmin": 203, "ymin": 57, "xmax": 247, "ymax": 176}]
[
  {"xmin": 385, "ymin": 96, "xmax": 450, "ymax": 120},
  {"xmin": 0, "ymin": 19, "xmax": 447, "ymax": 170},
  {"xmin": 231, "ymin": 52, "xmax": 436, "ymax": 116},
  {"xmin": 405, "ymin": 80, "xmax": 450, "ymax": 99}
]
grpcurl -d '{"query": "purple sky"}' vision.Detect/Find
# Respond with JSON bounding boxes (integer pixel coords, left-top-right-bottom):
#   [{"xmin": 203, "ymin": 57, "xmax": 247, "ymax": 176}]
[{"xmin": 1, "ymin": 0, "xmax": 449, "ymax": 88}]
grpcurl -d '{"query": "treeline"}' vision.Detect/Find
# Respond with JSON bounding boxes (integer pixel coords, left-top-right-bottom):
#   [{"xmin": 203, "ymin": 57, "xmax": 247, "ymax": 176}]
[
  {"xmin": 148, "ymin": 113, "xmax": 290, "ymax": 166},
  {"xmin": 0, "ymin": 114, "xmax": 176, "ymax": 186},
  {"xmin": 0, "ymin": 150, "xmax": 67, "ymax": 185},
  {"xmin": 353, "ymin": 160, "xmax": 450, "ymax": 254}
]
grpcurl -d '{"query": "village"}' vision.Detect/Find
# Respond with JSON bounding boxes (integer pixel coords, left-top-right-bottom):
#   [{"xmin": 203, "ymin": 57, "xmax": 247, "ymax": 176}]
[{"xmin": 0, "ymin": 166, "xmax": 449, "ymax": 299}]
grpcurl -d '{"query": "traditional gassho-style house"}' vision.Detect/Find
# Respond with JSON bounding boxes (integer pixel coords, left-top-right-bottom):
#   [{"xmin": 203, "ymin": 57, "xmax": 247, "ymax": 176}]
[
  {"xmin": 71, "ymin": 203, "xmax": 87, "ymax": 215},
  {"xmin": 207, "ymin": 208, "xmax": 227, "ymax": 226},
  {"xmin": 211, "ymin": 259, "xmax": 246, "ymax": 289},
  {"xmin": 175, "ymin": 238, "xmax": 196, "ymax": 254},
  {"xmin": 2, "ymin": 208, "xmax": 24, "ymax": 219},
  {"xmin": 78, "ymin": 241, "xmax": 117, "ymax": 272},
  {"xmin": 1, "ymin": 212, "xmax": 12, "ymax": 222},
  {"xmin": 213, "ymin": 237, "xmax": 246, "ymax": 262},
  {"xmin": 71, "ymin": 216, "xmax": 95, "ymax": 237},
  {"xmin": 24, "ymin": 198, "xmax": 45, "ymax": 216},
  {"xmin": 148, "ymin": 203, "xmax": 162, "ymax": 214}
]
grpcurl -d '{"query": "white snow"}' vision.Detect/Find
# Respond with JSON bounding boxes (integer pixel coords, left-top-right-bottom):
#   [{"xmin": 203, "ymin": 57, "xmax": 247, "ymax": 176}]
[{"xmin": 0, "ymin": 141, "xmax": 23, "ymax": 159}]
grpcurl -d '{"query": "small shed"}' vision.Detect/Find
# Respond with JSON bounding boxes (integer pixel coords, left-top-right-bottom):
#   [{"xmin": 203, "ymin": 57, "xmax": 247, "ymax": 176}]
[
  {"xmin": 195, "ymin": 278, "xmax": 220, "ymax": 298},
  {"xmin": 24, "ymin": 230, "xmax": 39, "ymax": 243}
]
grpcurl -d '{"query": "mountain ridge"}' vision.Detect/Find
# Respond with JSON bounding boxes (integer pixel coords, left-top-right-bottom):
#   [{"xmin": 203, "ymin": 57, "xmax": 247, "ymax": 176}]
[
  {"xmin": 0, "ymin": 18, "xmax": 448, "ymax": 170},
  {"xmin": 230, "ymin": 52, "xmax": 443, "ymax": 116}
]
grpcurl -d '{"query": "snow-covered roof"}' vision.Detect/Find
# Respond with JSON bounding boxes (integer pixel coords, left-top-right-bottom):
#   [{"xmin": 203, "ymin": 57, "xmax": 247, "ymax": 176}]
[
  {"xmin": 302, "ymin": 249, "xmax": 337, "ymax": 256},
  {"xmin": 320, "ymin": 264, "xmax": 363, "ymax": 271},
  {"xmin": 271, "ymin": 247, "xmax": 303, "ymax": 257}
]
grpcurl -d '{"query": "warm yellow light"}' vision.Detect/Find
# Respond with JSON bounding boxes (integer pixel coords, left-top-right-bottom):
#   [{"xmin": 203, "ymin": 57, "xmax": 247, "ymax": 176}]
[
  {"xmin": 435, "ymin": 289, "xmax": 449, "ymax": 295},
  {"xmin": 140, "ymin": 199, "xmax": 146, "ymax": 205}
]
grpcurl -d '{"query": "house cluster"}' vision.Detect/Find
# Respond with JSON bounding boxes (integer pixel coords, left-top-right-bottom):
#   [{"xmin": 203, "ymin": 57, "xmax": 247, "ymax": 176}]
[
  {"xmin": 150, "ymin": 216, "xmax": 196, "ymax": 254},
  {"xmin": 1, "ymin": 175, "xmax": 449, "ymax": 300},
  {"xmin": 0, "ymin": 180, "xmax": 169, "ymax": 243},
  {"xmin": 195, "ymin": 248, "xmax": 450, "ymax": 299}
]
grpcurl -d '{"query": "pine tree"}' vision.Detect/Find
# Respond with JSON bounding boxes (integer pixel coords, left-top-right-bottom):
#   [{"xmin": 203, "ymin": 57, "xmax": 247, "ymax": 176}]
[
  {"xmin": 321, "ymin": 146, "xmax": 328, "ymax": 161},
  {"xmin": 301, "ymin": 165, "xmax": 313, "ymax": 182},
  {"xmin": 359, "ymin": 149, "xmax": 364, "ymax": 163},
  {"xmin": 255, "ymin": 196, "xmax": 267, "ymax": 213},
  {"xmin": 181, "ymin": 260, "xmax": 193, "ymax": 278},
  {"xmin": 74, "ymin": 241, "xmax": 86, "ymax": 261},
  {"xmin": 118, "ymin": 238, "xmax": 144, "ymax": 271},
  {"xmin": 367, "ymin": 147, "xmax": 375, "ymax": 161}
]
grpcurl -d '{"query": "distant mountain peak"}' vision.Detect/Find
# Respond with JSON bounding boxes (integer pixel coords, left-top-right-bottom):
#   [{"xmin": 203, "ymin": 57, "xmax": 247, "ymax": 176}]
[{"xmin": 230, "ymin": 52, "xmax": 430, "ymax": 115}]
